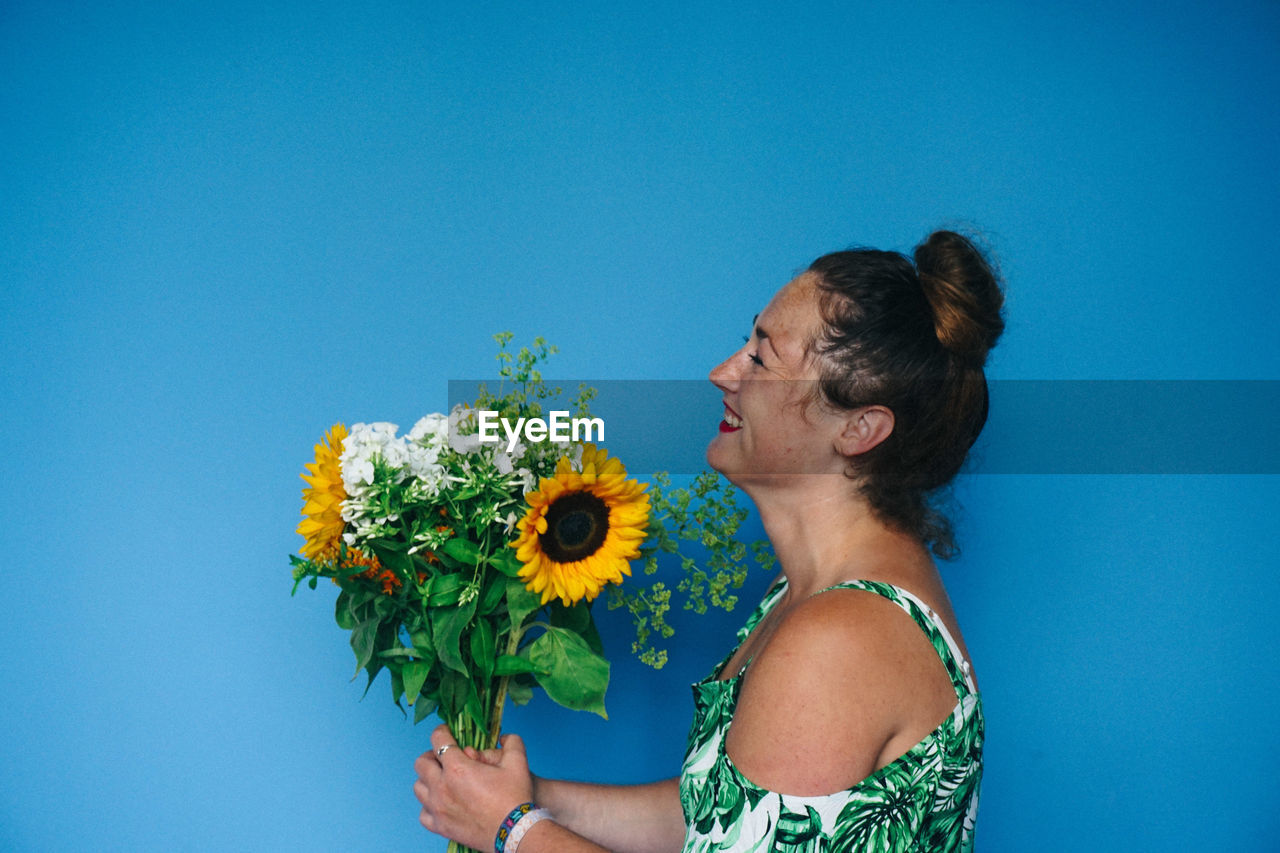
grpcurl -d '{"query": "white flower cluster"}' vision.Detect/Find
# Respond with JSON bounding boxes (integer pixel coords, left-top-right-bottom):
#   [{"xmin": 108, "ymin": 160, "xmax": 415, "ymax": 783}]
[
  {"xmin": 338, "ymin": 405, "xmax": 565, "ymax": 550},
  {"xmin": 447, "ymin": 405, "xmax": 540, "ymax": 492}
]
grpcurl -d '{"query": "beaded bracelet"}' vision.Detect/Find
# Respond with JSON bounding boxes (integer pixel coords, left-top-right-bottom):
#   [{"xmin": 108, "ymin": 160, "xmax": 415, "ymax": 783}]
[{"xmin": 495, "ymin": 802, "xmax": 553, "ymax": 853}]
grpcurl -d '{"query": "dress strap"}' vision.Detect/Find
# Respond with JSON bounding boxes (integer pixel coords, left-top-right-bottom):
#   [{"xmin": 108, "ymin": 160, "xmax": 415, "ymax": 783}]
[{"xmin": 814, "ymin": 580, "xmax": 978, "ymax": 700}]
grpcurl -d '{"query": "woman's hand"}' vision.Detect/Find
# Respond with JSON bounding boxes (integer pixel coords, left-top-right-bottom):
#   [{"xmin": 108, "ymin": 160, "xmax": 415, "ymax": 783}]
[{"xmin": 413, "ymin": 725, "xmax": 535, "ymax": 850}]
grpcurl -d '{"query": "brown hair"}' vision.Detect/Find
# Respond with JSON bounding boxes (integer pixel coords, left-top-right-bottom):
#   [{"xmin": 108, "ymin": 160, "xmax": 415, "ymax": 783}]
[{"xmin": 807, "ymin": 230, "xmax": 1005, "ymax": 558}]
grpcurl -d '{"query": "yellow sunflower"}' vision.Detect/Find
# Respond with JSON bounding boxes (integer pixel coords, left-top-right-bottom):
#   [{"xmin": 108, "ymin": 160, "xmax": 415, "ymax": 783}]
[
  {"xmin": 297, "ymin": 423, "xmax": 348, "ymax": 564},
  {"xmin": 513, "ymin": 444, "xmax": 650, "ymax": 607}
]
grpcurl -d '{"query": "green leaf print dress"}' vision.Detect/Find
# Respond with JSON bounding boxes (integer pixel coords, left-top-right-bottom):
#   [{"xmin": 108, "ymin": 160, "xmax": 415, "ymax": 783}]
[{"xmin": 679, "ymin": 579, "xmax": 983, "ymax": 852}]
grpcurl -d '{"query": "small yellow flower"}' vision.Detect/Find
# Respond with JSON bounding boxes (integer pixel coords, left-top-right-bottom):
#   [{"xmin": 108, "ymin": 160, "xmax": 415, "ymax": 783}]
[
  {"xmin": 513, "ymin": 444, "xmax": 650, "ymax": 606},
  {"xmin": 297, "ymin": 423, "xmax": 348, "ymax": 564}
]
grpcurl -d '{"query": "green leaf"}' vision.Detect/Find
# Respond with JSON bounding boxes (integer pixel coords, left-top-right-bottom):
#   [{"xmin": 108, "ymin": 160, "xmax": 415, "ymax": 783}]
[
  {"xmin": 376, "ymin": 647, "xmax": 421, "ymax": 659},
  {"xmin": 432, "ymin": 596, "xmax": 477, "ymax": 675},
  {"xmin": 550, "ymin": 601, "xmax": 590, "ymax": 634},
  {"xmin": 441, "ymin": 538, "xmax": 481, "ymax": 566},
  {"xmin": 403, "ymin": 660, "xmax": 431, "ymax": 705},
  {"xmin": 438, "ymin": 669, "xmax": 467, "ymax": 720},
  {"xmin": 490, "ymin": 547, "xmax": 523, "ymax": 578},
  {"xmin": 507, "ymin": 678, "xmax": 533, "ymax": 706},
  {"xmin": 432, "ymin": 548, "xmax": 462, "ymax": 571},
  {"xmin": 390, "ymin": 667, "xmax": 405, "ymax": 709},
  {"xmin": 410, "ymin": 629, "xmax": 433, "ymax": 656},
  {"xmin": 427, "ymin": 573, "xmax": 466, "ymax": 607},
  {"xmin": 350, "ymin": 618, "xmax": 380, "ymax": 676},
  {"xmin": 438, "ymin": 668, "xmax": 483, "ymax": 728},
  {"xmin": 494, "ymin": 654, "xmax": 540, "ymax": 676},
  {"xmin": 478, "ymin": 573, "xmax": 506, "ymax": 616},
  {"xmin": 370, "ymin": 540, "xmax": 413, "ymax": 578},
  {"xmin": 470, "ymin": 618, "xmax": 495, "ymax": 680},
  {"xmin": 528, "ymin": 625, "xmax": 609, "ymax": 718},
  {"xmin": 372, "ymin": 593, "xmax": 398, "ymax": 620},
  {"xmin": 347, "ymin": 587, "xmax": 380, "ymax": 619},
  {"xmin": 465, "ymin": 691, "xmax": 486, "ymax": 733},
  {"xmin": 579, "ymin": 614, "xmax": 605, "ymax": 656},
  {"xmin": 359, "ymin": 659, "xmax": 384, "ymax": 699},
  {"xmin": 506, "ymin": 578, "xmax": 541, "ymax": 628},
  {"xmin": 414, "ymin": 695, "xmax": 439, "ymax": 724},
  {"xmin": 550, "ymin": 601, "xmax": 603, "ymax": 655},
  {"xmin": 334, "ymin": 590, "xmax": 355, "ymax": 630}
]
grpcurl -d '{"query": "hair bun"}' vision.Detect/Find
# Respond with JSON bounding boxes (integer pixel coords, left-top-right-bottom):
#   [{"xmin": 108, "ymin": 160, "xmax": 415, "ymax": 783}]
[{"xmin": 913, "ymin": 230, "xmax": 1006, "ymax": 367}]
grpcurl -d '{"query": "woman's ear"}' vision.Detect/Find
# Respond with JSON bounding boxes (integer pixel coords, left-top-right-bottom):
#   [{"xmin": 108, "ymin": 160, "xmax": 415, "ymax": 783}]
[{"xmin": 834, "ymin": 405, "xmax": 894, "ymax": 457}]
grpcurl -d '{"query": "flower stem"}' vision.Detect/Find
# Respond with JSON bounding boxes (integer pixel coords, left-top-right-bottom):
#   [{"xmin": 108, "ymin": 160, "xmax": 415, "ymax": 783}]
[
  {"xmin": 446, "ymin": 841, "xmax": 483, "ymax": 853},
  {"xmin": 444, "ymin": 701, "xmax": 497, "ymax": 853}
]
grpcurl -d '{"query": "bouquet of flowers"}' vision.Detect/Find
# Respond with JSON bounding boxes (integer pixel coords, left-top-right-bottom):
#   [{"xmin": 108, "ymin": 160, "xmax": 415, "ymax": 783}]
[{"xmin": 289, "ymin": 335, "xmax": 773, "ymax": 850}]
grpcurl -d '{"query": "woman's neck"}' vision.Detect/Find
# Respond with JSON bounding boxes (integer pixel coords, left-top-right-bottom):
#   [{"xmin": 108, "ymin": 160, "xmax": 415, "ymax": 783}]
[{"xmin": 748, "ymin": 477, "xmax": 933, "ymax": 599}]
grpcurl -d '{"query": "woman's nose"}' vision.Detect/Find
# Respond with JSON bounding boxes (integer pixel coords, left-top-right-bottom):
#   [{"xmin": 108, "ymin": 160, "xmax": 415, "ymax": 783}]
[{"xmin": 709, "ymin": 349, "xmax": 743, "ymax": 392}]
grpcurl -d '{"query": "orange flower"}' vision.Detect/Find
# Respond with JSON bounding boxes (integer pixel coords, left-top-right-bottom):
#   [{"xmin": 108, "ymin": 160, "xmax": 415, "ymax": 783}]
[{"xmin": 343, "ymin": 549, "xmax": 401, "ymax": 596}]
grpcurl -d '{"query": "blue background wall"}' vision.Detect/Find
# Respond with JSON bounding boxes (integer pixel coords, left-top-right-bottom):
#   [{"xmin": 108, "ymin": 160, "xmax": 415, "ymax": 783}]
[{"xmin": 2, "ymin": 2, "xmax": 1277, "ymax": 850}]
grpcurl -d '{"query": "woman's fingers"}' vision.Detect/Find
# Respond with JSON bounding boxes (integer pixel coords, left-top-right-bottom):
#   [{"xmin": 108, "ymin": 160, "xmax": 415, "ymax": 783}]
[
  {"xmin": 413, "ymin": 727, "xmax": 538, "ymax": 849},
  {"xmin": 497, "ymin": 733, "xmax": 528, "ymax": 769},
  {"xmin": 429, "ymin": 724, "xmax": 460, "ymax": 762}
]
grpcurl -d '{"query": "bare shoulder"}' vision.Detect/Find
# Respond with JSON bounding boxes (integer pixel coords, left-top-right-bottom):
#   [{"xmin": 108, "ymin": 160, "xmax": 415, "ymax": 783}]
[{"xmin": 724, "ymin": 588, "xmax": 957, "ymax": 796}]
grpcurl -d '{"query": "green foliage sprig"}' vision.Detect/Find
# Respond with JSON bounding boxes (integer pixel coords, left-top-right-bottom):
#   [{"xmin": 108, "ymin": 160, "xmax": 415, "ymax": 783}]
[{"xmin": 607, "ymin": 471, "xmax": 777, "ymax": 668}]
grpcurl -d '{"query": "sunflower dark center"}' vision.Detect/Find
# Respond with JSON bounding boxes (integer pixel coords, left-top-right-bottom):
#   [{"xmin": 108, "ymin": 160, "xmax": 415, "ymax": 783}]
[{"xmin": 540, "ymin": 491, "xmax": 610, "ymax": 563}]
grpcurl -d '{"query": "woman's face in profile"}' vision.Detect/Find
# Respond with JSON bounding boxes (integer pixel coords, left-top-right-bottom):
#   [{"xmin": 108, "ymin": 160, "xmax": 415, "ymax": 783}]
[{"xmin": 707, "ymin": 274, "xmax": 844, "ymax": 485}]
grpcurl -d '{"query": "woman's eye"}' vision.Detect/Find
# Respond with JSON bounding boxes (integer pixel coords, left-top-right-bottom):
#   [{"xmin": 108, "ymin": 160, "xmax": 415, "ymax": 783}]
[{"xmin": 748, "ymin": 353, "xmax": 764, "ymax": 366}]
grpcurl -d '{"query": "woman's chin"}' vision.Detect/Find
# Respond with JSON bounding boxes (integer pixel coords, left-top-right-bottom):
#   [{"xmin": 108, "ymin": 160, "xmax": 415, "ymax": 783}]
[{"xmin": 705, "ymin": 440, "xmax": 732, "ymax": 478}]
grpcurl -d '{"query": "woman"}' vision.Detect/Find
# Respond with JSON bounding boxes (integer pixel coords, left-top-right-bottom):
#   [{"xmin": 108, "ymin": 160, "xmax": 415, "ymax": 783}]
[{"xmin": 414, "ymin": 229, "xmax": 1005, "ymax": 852}]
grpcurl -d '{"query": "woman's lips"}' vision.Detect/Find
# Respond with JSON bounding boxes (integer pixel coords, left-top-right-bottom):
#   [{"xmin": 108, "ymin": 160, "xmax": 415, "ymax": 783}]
[{"xmin": 720, "ymin": 406, "xmax": 743, "ymax": 432}]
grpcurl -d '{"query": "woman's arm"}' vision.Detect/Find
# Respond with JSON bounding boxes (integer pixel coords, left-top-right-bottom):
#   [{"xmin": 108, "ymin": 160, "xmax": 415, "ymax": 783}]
[
  {"xmin": 531, "ymin": 776, "xmax": 685, "ymax": 853},
  {"xmin": 414, "ymin": 726, "xmax": 686, "ymax": 853}
]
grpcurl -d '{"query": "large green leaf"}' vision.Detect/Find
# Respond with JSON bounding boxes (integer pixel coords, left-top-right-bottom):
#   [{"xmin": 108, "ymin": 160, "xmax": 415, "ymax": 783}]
[
  {"xmin": 432, "ymin": 596, "xmax": 477, "ymax": 675},
  {"xmin": 334, "ymin": 590, "xmax": 355, "ymax": 630},
  {"xmin": 550, "ymin": 601, "xmax": 603, "ymax": 655},
  {"xmin": 528, "ymin": 626, "xmax": 609, "ymax": 718},
  {"xmin": 505, "ymin": 578, "xmax": 541, "ymax": 628},
  {"xmin": 350, "ymin": 618, "xmax": 380, "ymax": 675},
  {"xmin": 402, "ymin": 660, "xmax": 432, "ymax": 705}
]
